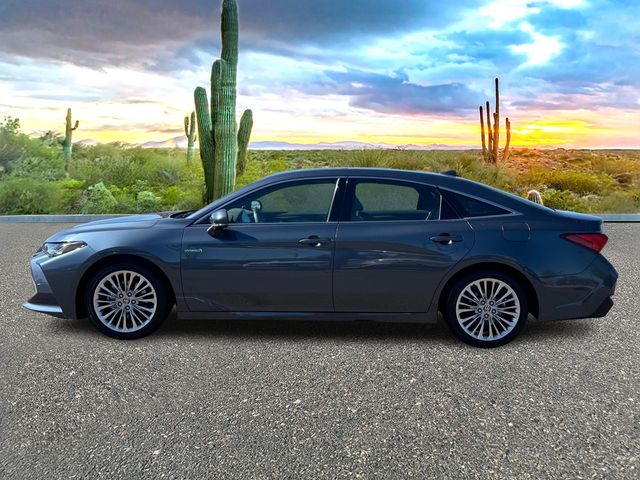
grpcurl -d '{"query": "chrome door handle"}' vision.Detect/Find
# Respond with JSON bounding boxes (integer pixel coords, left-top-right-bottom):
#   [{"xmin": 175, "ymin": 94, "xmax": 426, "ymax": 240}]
[
  {"xmin": 298, "ymin": 236, "xmax": 332, "ymax": 247},
  {"xmin": 430, "ymin": 234, "xmax": 463, "ymax": 245}
]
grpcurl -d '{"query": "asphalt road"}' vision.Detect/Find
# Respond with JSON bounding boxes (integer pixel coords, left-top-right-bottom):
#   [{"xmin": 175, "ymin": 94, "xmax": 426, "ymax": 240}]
[{"xmin": 0, "ymin": 223, "xmax": 638, "ymax": 479}]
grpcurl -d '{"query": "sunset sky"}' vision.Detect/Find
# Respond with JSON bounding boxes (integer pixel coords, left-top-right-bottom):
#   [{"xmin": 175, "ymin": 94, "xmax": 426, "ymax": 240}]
[{"xmin": 0, "ymin": 0, "xmax": 638, "ymax": 148}]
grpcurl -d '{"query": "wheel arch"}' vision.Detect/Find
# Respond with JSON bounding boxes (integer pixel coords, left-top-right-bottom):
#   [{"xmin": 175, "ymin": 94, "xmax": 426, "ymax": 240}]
[
  {"xmin": 75, "ymin": 254, "xmax": 176, "ymax": 319},
  {"xmin": 437, "ymin": 261, "xmax": 539, "ymax": 319}
]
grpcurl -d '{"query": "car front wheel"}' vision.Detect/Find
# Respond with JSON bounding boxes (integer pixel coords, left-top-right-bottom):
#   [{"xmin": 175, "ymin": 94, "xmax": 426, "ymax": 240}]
[
  {"xmin": 444, "ymin": 271, "xmax": 528, "ymax": 348},
  {"xmin": 85, "ymin": 263, "xmax": 172, "ymax": 340}
]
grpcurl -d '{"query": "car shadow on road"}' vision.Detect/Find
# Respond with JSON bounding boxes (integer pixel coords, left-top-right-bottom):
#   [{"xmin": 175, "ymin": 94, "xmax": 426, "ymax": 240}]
[{"xmin": 47, "ymin": 311, "xmax": 597, "ymax": 344}]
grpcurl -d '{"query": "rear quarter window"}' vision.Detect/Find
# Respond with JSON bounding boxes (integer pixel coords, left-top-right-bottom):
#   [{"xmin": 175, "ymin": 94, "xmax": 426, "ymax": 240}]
[{"xmin": 444, "ymin": 190, "xmax": 511, "ymax": 218}]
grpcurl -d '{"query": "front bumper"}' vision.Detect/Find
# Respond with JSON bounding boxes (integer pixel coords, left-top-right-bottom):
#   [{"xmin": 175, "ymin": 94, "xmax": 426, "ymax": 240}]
[{"xmin": 22, "ymin": 255, "xmax": 67, "ymax": 318}]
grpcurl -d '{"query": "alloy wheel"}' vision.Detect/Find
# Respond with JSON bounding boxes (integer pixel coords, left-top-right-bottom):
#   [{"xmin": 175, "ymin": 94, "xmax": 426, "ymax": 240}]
[
  {"xmin": 92, "ymin": 270, "xmax": 158, "ymax": 333},
  {"xmin": 455, "ymin": 278, "xmax": 521, "ymax": 341}
]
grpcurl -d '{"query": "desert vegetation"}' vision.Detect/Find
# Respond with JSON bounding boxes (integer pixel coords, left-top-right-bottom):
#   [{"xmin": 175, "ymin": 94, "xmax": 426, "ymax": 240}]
[
  {"xmin": 1, "ymin": 116, "xmax": 638, "ymax": 215},
  {"xmin": 1, "ymin": 0, "xmax": 636, "ymax": 216}
]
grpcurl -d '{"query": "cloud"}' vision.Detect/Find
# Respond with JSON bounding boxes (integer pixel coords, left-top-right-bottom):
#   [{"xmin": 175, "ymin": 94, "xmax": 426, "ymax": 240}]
[
  {"xmin": 0, "ymin": 0, "xmax": 476, "ymax": 68},
  {"xmin": 314, "ymin": 70, "xmax": 479, "ymax": 115},
  {"xmin": 1, "ymin": 0, "xmax": 639, "ymax": 144}
]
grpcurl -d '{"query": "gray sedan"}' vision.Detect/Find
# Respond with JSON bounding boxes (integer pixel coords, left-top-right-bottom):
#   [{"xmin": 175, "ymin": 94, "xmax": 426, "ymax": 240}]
[{"xmin": 24, "ymin": 168, "xmax": 618, "ymax": 347}]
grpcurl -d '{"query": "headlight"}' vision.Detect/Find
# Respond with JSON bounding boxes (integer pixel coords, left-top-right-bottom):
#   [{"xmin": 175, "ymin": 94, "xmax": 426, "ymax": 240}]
[{"xmin": 42, "ymin": 241, "xmax": 87, "ymax": 257}]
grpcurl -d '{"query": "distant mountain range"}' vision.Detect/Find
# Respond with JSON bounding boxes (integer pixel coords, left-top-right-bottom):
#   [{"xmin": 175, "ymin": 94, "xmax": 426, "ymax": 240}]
[{"xmin": 74, "ymin": 136, "xmax": 477, "ymax": 150}]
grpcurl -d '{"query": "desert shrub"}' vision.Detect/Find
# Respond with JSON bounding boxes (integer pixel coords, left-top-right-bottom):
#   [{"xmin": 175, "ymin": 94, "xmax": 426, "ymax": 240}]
[
  {"xmin": 81, "ymin": 182, "xmax": 118, "ymax": 214},
  {"xmin": 522, "ymin": 168, "xmax": 616, "ymax": 195},
  {"xmin": 595, "ymin": 191, "xmax": 640, "ymax": 213},
  {"xmin": 0, "ymin": 176, "xmax": 62, "ymax": 214},
  {"xmin": 70, "ymin": 145, "xmax": 133, "ymax": 187},
  {"xmin": 57, "ymin": 179, "xmax": 85, "ymax": 213},
  {"xmin": 541, "ymin": 189, "xmax": 592, "ymax": 212},
  {"xmin": 455, "ymin": 154, "xmax": 514, "ymax": 191},
  {"xmin": 136, "ymin": 190, "xmax": 162, "ymax": 213},
  {"xmin": 10, "ymin": 153, "xmax": 66, "ymax": 181},
  {"xmin": 0, "ymin": 117, "xmax": 67, "ymax": 180},
  {"xmin": 588, "ymin": 155, "xmax": 640, "ymax": 186},
  {"xmin": 343, "ymin": 149, "xmax": 391, "ymax": 168},
  {"xmin": 236, "ymin": 154, "xmax": 289, "ymax": 188}
]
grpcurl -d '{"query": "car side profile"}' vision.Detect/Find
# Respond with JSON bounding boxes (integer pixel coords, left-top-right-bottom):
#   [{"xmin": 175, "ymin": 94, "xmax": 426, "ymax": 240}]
[{"xmin": 24, "ymin": 168, "xmax": 618, "ymax": 347}]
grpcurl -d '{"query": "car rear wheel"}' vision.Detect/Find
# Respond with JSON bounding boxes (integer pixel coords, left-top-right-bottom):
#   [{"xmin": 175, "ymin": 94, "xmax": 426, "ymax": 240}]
[
  {"xmin": 85, "ymin": 263, "xmax": 172, "ymax": 340},
  {"xmin": 444, "ymin": 271, "xmax": 528, "ymax": 348}
]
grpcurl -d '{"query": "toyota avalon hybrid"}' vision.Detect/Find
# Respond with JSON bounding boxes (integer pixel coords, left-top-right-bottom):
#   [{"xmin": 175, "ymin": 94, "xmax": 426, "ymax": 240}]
[{"xmin": 24, "ymin": 168, "xmax": 618, "ymax": 347}]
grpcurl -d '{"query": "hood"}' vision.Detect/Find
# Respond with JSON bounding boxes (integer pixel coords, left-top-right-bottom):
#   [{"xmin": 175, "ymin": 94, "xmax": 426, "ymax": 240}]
[{"xmin": 47, "ymin": 214, "xmax": 164, "ymax": 241}]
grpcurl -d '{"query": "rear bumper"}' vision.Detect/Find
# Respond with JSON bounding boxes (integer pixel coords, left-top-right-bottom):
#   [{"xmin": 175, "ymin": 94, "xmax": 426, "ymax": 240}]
[
  {"xmin": 538, "ymin": 254, "xmax": 618, "ymax": 321},
  {"xmin": 590, "ymin": 296, "xmax": 614, "ymax": 318},
  {"xmin": 22, "ymin": 256, "xmax": 68, "ymax": 319}
]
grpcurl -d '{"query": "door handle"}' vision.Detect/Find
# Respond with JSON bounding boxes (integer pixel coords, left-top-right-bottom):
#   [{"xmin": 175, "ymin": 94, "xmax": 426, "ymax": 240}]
[
  {"xmin": 430, "ymin": 234, "xmax": 463, "ymax": 245},
  {"xmin": 298, "ymin": 236, "xmax": 332, "ymax": 247}
]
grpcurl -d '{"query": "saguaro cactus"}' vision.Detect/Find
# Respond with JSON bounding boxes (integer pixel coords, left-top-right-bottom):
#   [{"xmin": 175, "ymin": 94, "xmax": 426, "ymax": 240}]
[
  {"xmin": 63, "ymin": 108, "xmax": 79, "ymax": 167},
  {"xmin": 236, "ymin": 109, "xmax": 253, "ymax": 176},
  {"xmin": 479, "ymin": 78, "xmax": 511, "ymax": 164},
  {"xmin": 194, "ymin": 0, "xmax": 253, "ymax": 202},
  {"xmin": 184, "ymin": 112, "xmax": 197, "ymax": 164},
  {"xmin": 527, "ymin": 189, "xmax": 543, "ymax": 205}
]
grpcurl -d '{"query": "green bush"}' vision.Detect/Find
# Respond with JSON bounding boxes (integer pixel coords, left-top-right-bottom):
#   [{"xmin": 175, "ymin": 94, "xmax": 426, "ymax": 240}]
[
  {"xmin": 0, "ymin": 176, "xmax": 62, "ymax": 214},
  {"xmin": 0, "ymin": 118, "xmax": 638, "ymax": 216},
  {"xmin": 136, "ymin": 191, "xmax": 162, "ymax": 213},
  {"xmin": 541, "ymin": 189, "xmax": 592, "ymax": 212},
  {"xmin": 522, "ymin": 168, "xmax": 616, "ymax": 195},
  {"xmin": 57, "ymin": 179, "xmax": 85, "ymax": 213},
  {"xmin": 81, "ymin": 182, "xmax": 118, "ymax": 214},
  {"xmin": 10, "ymin": 154, "xmax": 66, "ymax": 181},
  {"xmin": 594, "ymin": 191, "xmax": 640, "ymax": 213}
]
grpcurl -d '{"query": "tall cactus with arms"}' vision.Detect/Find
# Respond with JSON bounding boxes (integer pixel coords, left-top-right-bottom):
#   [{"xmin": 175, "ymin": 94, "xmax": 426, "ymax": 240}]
[
  {"xmin": 63, "ymin": 108, "xmax": 79, "ymax": 168},
  {"xmin": 184, "ymin": 111, "xmax": 197, "ymax": 164},
  {"xmin": 479, "ymin": 78, "xmax": 511, "ymax": 164},
  {"xmin": 195, "ymin": 0, "xmax": 253, "ymax": 202}
]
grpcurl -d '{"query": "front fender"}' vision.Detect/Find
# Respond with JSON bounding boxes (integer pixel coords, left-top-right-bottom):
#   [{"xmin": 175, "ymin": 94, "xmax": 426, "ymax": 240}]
[{"xmin": 38, "ymin": 225, "xmax": 184, "ymax": 319}]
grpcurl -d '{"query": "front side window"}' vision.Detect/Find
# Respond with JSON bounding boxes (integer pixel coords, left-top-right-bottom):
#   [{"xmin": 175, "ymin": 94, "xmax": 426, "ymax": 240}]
[
  {"xmin": 225, "ymin": 179, "xmax": 338, "ymax": 224},
  {"xmin": 347, "ymin": 180, "xmax": 443, "ymax": 221}
]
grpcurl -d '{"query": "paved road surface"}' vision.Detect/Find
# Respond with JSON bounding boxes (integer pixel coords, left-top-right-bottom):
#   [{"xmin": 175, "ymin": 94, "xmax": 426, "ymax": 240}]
[{"xmin": 1, "ymin": 223, "xmax": 638, "ymax": 479}]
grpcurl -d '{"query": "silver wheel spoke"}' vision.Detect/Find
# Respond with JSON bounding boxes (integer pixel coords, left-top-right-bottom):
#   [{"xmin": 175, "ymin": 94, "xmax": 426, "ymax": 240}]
[
  {"xmin": 455, "ymin": 278, "xmax": 521, "ymax": 342},
  {"xmin": 93, "ymin": 270, "xmax": 157, "ymax": 333}
]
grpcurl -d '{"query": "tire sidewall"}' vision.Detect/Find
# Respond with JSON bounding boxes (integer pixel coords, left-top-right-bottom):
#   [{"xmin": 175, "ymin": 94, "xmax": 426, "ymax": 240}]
[
  {"xmin": 445, "ymin": 270, "xmax": 528, "ymax": 348},
  {"xmin": 85, "ymin": 263, "xmax": 171, "ymax": 340}
]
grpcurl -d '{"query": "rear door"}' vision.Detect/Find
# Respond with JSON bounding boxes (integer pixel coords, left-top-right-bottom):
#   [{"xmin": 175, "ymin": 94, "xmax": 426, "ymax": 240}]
[{"xmin": 333, "ymin": 177, "xmax": 474, "ymax": 313}]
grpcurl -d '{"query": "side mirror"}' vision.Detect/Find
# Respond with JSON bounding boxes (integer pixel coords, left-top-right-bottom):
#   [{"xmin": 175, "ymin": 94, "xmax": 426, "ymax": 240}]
[{"xmin": 207, "ymin": 209, "xmax": 229, "ymax": 236}]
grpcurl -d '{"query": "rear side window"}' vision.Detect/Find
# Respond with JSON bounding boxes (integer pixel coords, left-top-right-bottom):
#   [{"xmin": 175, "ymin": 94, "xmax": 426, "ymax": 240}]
[
  {"xmin": 444, "ymin": 190, "xmax": 511, "ymax": 218},
  {"xmin": 347, "ymin": 180, "xmax": 443, "ymax": 221}
]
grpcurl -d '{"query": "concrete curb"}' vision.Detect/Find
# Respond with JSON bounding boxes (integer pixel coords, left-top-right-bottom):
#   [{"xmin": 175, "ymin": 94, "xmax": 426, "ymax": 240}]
[
  {"xmin": 598, "ymin": 214, "xmax": 640, "ymax": 222},
  {"xmin": 0, "ymin": 213, "xmax": 639, "ymax": 223}
]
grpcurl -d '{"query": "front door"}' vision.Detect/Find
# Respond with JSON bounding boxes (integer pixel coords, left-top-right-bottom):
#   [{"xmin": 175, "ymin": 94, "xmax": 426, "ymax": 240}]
[
  {"xmin": 181, "ymin": 178, "xmax": 339, "ymax": 312},
  {"xmin": 333, "ymin": 178, "xmax": 474, "ymax": 312}
]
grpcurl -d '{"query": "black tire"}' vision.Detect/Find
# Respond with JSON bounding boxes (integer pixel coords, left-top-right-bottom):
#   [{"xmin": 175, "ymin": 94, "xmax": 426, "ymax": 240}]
[
  {"xmin": 443, "ymin": 270, "xmax": 528, "ymax": 348},
  {"xmin": 85, "ymin": 263, "xmax": 172, "ymax": 340}
]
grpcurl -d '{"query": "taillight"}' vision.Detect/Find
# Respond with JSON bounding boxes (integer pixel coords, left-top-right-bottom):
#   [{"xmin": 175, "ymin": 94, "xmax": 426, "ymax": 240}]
[{"xmin": 561, "ymin": 233, "xmax": 608, "ymax": 253}]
